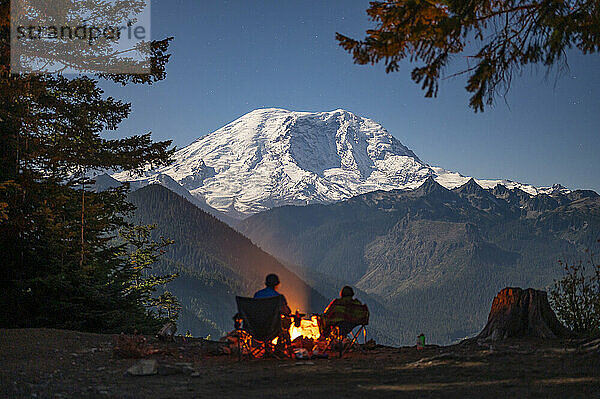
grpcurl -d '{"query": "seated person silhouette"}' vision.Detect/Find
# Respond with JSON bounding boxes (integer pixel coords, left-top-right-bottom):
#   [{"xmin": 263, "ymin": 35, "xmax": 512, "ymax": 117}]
[
  {"xmin": 253, "ymin": 273, "xmax": 291, "ymax": 315},
  {"xmin": 254, "ymin": 272, "xmax": 292, "ymax": 326},
  {"xmin": 321, "ymin": 285, "xmax": 367, "ymax": 337}
]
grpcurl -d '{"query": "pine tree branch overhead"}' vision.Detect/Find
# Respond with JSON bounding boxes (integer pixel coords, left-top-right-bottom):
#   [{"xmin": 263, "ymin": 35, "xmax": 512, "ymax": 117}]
[{"xmin": 336, "ymin": 0, "xmax": 600, "ymax": 112}]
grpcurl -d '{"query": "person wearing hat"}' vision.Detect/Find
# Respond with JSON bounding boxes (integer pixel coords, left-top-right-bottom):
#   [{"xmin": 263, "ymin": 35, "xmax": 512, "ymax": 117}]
[
  {"xmin": 320, "ymin": 286, "xmax": 366, "ymax": 337},
  {"xmin": 254, "ymin": 273, "xmax": 291, "ymax": 315},
  {"xmin": 323, "ymin": 286, "xmax": 362, "ymax": 316}
]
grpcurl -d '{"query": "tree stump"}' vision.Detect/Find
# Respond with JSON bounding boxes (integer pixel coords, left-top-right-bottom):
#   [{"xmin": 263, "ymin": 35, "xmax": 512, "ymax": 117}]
[{"xmin": 477, "ymin": 287, "xmax": 570, "ymax": 341}]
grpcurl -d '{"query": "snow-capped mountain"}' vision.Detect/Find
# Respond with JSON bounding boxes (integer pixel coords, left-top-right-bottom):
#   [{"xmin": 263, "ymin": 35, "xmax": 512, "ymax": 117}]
[{"xmin": 112, "ymin": 108, "xmax": 562, "ymax": 218}]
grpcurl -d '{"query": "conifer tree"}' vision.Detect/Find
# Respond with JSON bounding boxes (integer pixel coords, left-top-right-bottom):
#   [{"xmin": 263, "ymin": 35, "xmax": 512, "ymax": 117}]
[
  {"xmin": 154, "ymin": 291, "xmax": 182, "ymax": 323},
  {"xmin": 0, "ymin": 2, "xmax": 177, "ymax": 332},
  {"xmin": 118, "ymin": 224, "xmax": 178, "ymax": 310}
]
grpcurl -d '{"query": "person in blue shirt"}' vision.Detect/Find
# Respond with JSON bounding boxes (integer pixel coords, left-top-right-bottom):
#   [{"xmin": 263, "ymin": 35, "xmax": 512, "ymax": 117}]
[{"xmin": 254, "ymin": 274, "xmax": 291, "ymax": 316}]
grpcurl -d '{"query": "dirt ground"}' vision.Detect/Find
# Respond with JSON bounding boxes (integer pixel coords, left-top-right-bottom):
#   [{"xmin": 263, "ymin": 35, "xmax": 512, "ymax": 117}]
[{"xmin": 1, "ymin": 328, "xmax": 600, "ymax": 398}]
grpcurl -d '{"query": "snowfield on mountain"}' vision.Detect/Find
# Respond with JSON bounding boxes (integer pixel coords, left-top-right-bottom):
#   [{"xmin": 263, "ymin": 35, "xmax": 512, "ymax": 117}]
[{"xmin": 112, "ymin": 108, "xmax": 564, "ymax": 218}]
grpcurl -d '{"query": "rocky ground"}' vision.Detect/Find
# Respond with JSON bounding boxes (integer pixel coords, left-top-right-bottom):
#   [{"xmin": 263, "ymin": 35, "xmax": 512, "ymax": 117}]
[{"xmin": 1, "ymin": 328, "xmax": 600, "ymax": 398}]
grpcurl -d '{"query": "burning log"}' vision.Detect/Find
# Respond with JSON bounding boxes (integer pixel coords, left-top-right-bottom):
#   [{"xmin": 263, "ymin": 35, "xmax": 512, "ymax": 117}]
[
  {"xmin": 291, "ymin": 336, "xmax": 315, "ymax": 351},
  {"xmin": 477, "ymin": 287, "xmax": 570, "ymax": 341}
]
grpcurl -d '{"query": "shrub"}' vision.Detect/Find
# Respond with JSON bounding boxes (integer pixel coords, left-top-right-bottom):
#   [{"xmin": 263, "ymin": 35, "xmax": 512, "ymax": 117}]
[{"xmin": 549, "ymin": 240, "xmax": 600, "ymax": 336}]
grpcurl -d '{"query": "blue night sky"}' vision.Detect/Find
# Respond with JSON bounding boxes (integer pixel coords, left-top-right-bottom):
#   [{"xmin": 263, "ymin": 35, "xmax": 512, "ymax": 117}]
[{"xmin": 102, "ymin": 0, "xmax": 600, "ymax": 192}]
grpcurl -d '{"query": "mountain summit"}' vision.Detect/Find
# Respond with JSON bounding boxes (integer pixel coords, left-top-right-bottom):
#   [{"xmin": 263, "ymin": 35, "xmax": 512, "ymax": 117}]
[{"xmin": 113, "ymin": 108, "xmax": 550, "ymax": 218}]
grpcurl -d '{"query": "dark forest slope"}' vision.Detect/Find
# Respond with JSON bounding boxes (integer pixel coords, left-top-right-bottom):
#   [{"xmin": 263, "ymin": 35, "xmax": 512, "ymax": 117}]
[{"xmin": 128, "ymin": 184, "xmax": 329, "ymax": 338}]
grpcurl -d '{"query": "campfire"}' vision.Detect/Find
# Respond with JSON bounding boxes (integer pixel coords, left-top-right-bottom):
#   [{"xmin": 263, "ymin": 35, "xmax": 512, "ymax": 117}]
[
  {"xmin": 271, "ymin": 312, "xmax": 321, "ymax": 345},
  {"xmin": 290, "ymin": 314, "xmax": 320, "ymax": 341},
  {"xmin": 227, "ymin": 292, "xmax": 369, "ymax": 359},
  {"xmin": 286, "ymin": 311, "xmax": 328, "ymax": 359}
]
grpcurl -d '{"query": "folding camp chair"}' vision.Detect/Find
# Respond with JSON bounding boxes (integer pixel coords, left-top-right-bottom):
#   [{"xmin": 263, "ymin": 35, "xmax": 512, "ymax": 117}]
[
  {"xmin": 235, "ymin": 295, "xmax": 292, "ymax": 359},
  {"xmin": 320, "ymin": 303, "xmax": 369, "ymax": 357}
]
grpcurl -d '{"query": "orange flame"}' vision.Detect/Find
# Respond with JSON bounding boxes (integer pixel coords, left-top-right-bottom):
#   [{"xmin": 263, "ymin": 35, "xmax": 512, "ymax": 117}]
[{"xmin": 289, "ymin": 315, "xmax": 320, "ymax": 341}]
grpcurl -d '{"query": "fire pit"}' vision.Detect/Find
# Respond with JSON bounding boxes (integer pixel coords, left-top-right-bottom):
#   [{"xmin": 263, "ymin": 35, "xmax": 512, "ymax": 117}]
[
  {"xmin": 271, "ymin": 312, "xmax": 321, "ymax": 345},
  {"xmin": 290, "ymin": 312, "xmax": 320, "ymax": 341},
  {"xmin": 287, "ymin": 312, "xmax": 329, "ymax": 358},
  {"xmin": 225, "ymin": 307, "xmax": 359, "ymax": 359}
]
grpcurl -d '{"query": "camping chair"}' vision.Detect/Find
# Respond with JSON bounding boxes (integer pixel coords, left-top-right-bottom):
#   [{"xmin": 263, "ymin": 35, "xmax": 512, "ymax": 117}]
[
  {"xmin": 235, "ymin": 296, "xmax": 291, "ymax": 359},
  {"xmin": 320, "ymin": 302, "xmax": 369, "ymax": 357}
]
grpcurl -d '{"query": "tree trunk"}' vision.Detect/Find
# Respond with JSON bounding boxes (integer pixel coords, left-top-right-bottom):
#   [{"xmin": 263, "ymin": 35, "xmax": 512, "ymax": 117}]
[
  {"xmin": 477, "ymin": 287, "xmax": 570, "ymax": 341},
  {"xmin": 80, "ymin": 182, "xmax": 85, "ymax": 267}
]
